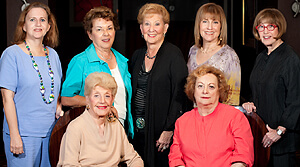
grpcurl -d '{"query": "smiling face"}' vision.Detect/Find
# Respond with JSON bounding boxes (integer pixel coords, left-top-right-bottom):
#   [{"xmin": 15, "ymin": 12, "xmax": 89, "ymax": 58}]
[
  {"xmin": 140, "ymin": 13, "xmax": 169, "ymax": 46},
  {"xmin": 86, "ymin": 85, "xmax": 114, "ymax": 119},
  {"xmin": 194, "ymin": 73, "xmax": 220, "ymax": 107},
  {"xmin": 23, "ymin": 7, "xmax": 50, "ymax": 40},
  {"xmin": 88, "ymin": 18, "xmax": 115, "ymax": 50},
  {"xmin": 199, "ymin": 14, "xmax": 221, "ymax": 44},
  {"xmin": 257, "ymin": 20, "xmax": 281, "ymax": 48}
]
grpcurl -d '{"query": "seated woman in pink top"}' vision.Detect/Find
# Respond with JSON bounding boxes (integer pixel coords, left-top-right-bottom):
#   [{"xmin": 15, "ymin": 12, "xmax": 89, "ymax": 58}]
[
  {"xmin": 58, "ymin": 72, "xmax": 143, "ymax": 167},
  {"xmin": 169, "ymin": 65, "xmax": 254, "ymax": 167}
]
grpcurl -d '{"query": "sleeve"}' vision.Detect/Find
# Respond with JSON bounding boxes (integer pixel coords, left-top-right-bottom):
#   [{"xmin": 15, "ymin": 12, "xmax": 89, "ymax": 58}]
[
  {"xmin": 225, "ymin": 49, "xmax": 241, "ymax": 106},
  {"xmin": 57, "ymin": 123, "xmax": 82, "ymax": 167},
  {"xmin": 279, "ymin": 53, "xmax": 300, "ymax": 131},
  {"xmin": 168, "ymin": 119, "xmax": 185, "ymax": 167},
  {"xmin": 230, "ymin": 112, "xmax": 254, "ymax": 166},
  {"xmin": 164, "ymin": 48, "xmax": 188, "ymax": 131},
  {"xmin": 119, "ymin": 125, "xmax": 144, "ymax": 167},
  {"xmin": 61, "ymin": 56, "xmax": 84, "ymax": 97},
  {"xmin": 0, "ymin": 48, "xmax": 18, "ymax": 92}
]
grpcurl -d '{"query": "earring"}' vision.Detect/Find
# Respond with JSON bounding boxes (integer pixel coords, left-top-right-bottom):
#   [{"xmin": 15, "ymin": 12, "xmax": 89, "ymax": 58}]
[
  {"xmin": 164, "ymin": 33, "xmax": 166, "ymax": 37},
  {"xmin": 141, "ymin": 34, "xmax": 144, "ymax": 38},
  {"xmin": 86, "ymin": 104, "xmax": 90, "ymax": 110}
]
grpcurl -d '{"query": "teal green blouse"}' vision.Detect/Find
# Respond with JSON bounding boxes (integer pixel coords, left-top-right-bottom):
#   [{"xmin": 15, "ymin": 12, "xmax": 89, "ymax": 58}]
[{"xmin": 61, "ymin": 44, "xmax": 134, "ymax": 138}]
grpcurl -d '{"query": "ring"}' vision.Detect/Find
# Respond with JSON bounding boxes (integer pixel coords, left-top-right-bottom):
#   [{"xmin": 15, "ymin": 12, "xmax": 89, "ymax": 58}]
[
  {"xmin": 163, "ymin": 146, "xmax": 167, "ymax": 150},
  {"xmin": 268, "ymin": 142, "xmax": 271, "ymax": 144}
]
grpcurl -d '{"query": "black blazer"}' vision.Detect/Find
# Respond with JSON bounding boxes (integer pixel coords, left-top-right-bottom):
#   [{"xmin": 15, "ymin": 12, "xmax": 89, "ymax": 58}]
[{"xmin": 130, "ymin": 41, "xmax": 189, "ymax": 167}]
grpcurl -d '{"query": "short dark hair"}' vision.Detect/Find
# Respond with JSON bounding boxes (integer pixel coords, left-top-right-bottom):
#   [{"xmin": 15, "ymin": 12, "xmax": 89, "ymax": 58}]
[{"xmin": 83, "ymin": 6, "xmax": 120, "ymax": 34}]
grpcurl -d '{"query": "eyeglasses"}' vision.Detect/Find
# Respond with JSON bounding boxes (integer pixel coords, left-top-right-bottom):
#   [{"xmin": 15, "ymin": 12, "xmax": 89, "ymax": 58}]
[{"xmin": 256, "ymin": 24, "xmax": 278, "ymax": 32}]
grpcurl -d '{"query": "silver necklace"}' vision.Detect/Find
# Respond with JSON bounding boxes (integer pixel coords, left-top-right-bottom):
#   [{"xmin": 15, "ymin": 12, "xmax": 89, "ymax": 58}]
[{"xmin": 98, "ymin": 50, "xmax": 112, "ymax": 61}]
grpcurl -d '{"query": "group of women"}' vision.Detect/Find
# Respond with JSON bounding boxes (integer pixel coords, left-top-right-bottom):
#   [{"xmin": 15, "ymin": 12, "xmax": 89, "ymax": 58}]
[{"xmin": 0, "ymin": 1, "xmax": 299, "ymax": 167}]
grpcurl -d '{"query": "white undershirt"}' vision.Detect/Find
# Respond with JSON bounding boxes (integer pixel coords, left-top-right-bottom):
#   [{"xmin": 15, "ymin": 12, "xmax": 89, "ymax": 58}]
[{"xmin": 110, "ymin": 66, "xmax": 127, "ymax": 126}]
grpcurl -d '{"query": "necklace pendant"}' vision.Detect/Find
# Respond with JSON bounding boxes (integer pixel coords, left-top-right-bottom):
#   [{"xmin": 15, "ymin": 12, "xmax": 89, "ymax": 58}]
[
  {"xmin": 49, "ymin": 94, "xmax": 54, "ymax": 102},
  {"xmin": 33, "ymin": 63, "xmax": 38, "ymax": 70},
  {"xmin": 40, "ymin": 86, "xmax": 45, "ymax": 94},
  {"xmin": 49, "ymin": 70, "xmax": 54, "ymax": 77}
]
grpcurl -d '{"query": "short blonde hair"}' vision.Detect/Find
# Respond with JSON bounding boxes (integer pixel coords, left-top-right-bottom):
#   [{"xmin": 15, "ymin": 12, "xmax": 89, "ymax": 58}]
[
  {"xmin": 185, "ymin": 65, "xmax": 229, "ymax": 103},
  {"xmin": 252, "ymin": 8, "xmax": 286, "ymax": 40},
  {"xmin": 137, "ymin": 3, "xmax": 170, "ymax": 24},
  {"xmin": 84, "ymin": 72, "xmax": 117, "ymax": 97},
  {"xmin": 83, "ymin": 6, "xmax": 120, "ymax": 34},
  {"xmin": 13, "ymin": 2, "xmax": 59, "ymax": 48},
  {"xmin": 194, "ymin": 3, "xmax": 227, "ymax": 48}
]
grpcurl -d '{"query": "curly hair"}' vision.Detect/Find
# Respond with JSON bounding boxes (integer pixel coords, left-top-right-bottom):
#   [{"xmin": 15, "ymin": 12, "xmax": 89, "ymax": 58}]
[
  {"xmin": 185, "ymin": 65, "xmax": 229, "ymax": 103},
  {"xmin": 137, "ymin": 3, "xmax": 170, "ymax": 24},
  {"xmin": 84, "ymin": 72, "xmax": 118, "ymax": 97},
  {"xmin": 83, "ymin": 6, "xmax": 120, "ymax": 34}
]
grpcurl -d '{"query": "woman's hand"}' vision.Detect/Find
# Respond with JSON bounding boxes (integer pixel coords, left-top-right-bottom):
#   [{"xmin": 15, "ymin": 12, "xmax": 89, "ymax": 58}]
[
  {"xmin": 242, "ymin": 102, "xmax": 256, "ymax": 113},
  {"xmin": 262, "ymin": 125, "xmax": 284, "ymax": 148},
  {"xmin": 111, "ymin": 106, "xmax": 119, "ymax": 119},
  {"xmin": 56, "ymin": 100, "xmax": 64, "ymax": 119},
  {"xmin": 10, "ymin": 133, "xmax": 24, "ymax": 154},
  {"xmin": 156, "ymin": 131, "xmax": 173, "ymax": 152}
]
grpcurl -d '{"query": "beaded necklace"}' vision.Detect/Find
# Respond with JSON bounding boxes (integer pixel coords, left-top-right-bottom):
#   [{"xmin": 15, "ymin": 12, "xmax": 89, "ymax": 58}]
[
  {"xmin": 145, "ymin": 51, "xmax": 156, "ymax": 59},
  {"xmin": 24, "ymin": 40, "xmax": 54, "ymax": 104}
]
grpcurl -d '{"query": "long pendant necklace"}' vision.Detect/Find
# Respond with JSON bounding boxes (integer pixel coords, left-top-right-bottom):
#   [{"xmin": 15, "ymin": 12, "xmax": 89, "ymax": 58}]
[{"xmin": 24, "ymin": 40, "xmax": 54, "ymax": 104}]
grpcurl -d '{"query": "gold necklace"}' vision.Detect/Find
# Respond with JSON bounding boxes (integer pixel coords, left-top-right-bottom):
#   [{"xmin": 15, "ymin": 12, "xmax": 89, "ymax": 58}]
[{"xmin": 199, "ymin": 45, "xmax": 219, "ymax": 54}]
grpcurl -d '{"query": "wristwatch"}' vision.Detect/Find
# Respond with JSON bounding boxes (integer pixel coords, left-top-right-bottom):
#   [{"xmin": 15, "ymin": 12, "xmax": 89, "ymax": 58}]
[{"xmin": 276, "ymin": 129, "xmax": 283, "ymax": 136}]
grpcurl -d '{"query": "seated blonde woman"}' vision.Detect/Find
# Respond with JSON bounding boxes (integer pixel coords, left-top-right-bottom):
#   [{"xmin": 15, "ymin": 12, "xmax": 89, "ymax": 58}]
[
  {"xmin": 57, "ymin": 72, "xmax": 143, "ymax": 167},
  {"xmin": 169, "ymin": 65, "xmax": 253, "ymax": 167}
]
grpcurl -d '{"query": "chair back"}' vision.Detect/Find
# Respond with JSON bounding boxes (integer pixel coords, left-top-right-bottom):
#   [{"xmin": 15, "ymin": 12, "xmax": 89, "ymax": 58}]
[
  {"xmin": 49, "ymin": 107, "xmax": 85, "ymax": 167},
  {"xmin": 235, "ymin": 106, "xmax": 270, "ymax": 167}
]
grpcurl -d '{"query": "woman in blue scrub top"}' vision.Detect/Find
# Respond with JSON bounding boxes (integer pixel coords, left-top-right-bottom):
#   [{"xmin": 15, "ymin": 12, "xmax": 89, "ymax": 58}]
[
  {"xmin": 0, "ymin": 2, "xmax": 62, "ymax": 167},
  {"xmin": 60, "ymin": 6, "xmax": 134, "ymax": 138}
]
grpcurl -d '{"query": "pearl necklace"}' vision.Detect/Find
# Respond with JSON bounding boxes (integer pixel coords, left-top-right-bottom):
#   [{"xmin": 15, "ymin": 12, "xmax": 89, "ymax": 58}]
[
  {"xmin": 145, "ymin": 51, "xmax": 156, "ymax": 59},
  {"xmin": 24, "ymin": 40, "xmax": 54, "ymax": 104}
]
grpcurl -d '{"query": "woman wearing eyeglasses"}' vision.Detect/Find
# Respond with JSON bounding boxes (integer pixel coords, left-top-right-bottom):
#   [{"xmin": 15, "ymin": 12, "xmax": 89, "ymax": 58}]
[{"xmin": 242, "ymin": 8, "xmax": 300, "ymax": 167}]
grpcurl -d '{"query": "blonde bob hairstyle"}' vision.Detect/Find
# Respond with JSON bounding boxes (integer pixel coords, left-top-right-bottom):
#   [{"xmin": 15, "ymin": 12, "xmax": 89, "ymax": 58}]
[
  {"xmin": 13, "ymin": 2, "xmax": 59, "ymax": 48},
  {"xmin": 137, "ymin": 3, "xmax": 170, "ymax": 24},
  {"xmin": 185, "ymin": 65, "xmax": 229, "ymax": 103},
  {"xmin": 252, "ymin": 8, "xmax": 287, "ymax": 40},
  {"xmin": 84, "ymin": 72, "xmax": 118, "ymax": 97},
  {"xmin": 194, "ymin": 3, "xmax": 227, "ymax": 48},
  {"xmin": 83, "ymin": 6, "xmax": 120, "ymax": 34}
]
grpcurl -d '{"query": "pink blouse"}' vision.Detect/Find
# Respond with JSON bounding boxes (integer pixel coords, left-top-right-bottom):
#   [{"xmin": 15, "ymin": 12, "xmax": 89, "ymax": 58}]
[{"xmin": 169, "ymin": 103, "xmax": 254, "ymax": 167}]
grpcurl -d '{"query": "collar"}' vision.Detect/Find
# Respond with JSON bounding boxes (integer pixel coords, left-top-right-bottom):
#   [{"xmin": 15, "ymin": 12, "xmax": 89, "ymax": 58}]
[{"xmin": 85, "ymin": 43, "xmax": 128, "ymax": 64}]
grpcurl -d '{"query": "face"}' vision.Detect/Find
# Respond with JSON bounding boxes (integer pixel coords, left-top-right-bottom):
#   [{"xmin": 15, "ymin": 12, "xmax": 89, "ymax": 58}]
[
  {"xmin": 257, "ymin": 20, "xmax": 280, "ymax": 47},
  {"xmin": 199, "ymin": 14, "xmax": 221, "ymax": 44},
  {"xmin": 140, "ymin": 14, "xmax": 169, "ymax": 45},
  {"xmin": 86, "ymin": 85, "xmax": 114, "ymax": 119},
  {"xmin": 23, "ymin": 7, "xmax": 51, "ymax": 40},
  {"xmin": 194, "ymin": 73, "xmax": 220, "ymax": 107},
  {"xmin": 88, "ymin": 18, "xmax": 115, "ymax": 50}
]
